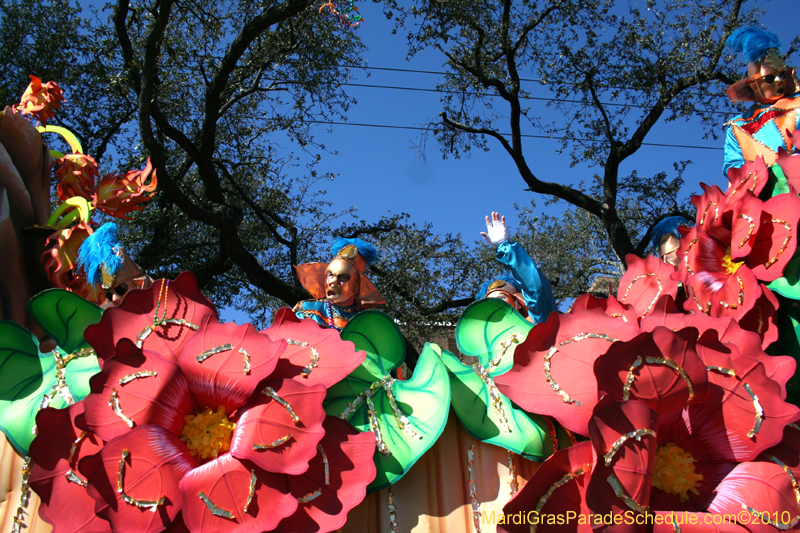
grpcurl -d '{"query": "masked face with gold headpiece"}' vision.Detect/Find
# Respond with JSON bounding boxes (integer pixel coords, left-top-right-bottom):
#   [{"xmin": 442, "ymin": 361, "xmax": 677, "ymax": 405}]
[
  {"xmin": 747, "ymin": 52, "xmax": 793, "ymax": 104},
  {"xmin": 324, "ymin": 256, "xmax": 360, "ymax": 306}
]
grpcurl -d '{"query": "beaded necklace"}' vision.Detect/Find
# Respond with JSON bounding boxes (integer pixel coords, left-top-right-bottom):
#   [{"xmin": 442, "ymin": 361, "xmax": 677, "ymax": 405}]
[
  {"xmin": 153, "ymin": 279, "xmax": 170, "ymax": 326},
  {"xmin": 325, "ymin": 298, "xmax": 360, "ymax": 330}
]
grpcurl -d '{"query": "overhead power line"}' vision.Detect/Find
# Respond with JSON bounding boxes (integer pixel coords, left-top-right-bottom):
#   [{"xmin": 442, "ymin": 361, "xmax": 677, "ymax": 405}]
[{"xmin": 306, "ymin": 120, "xmax": 723, "ymax": 151}]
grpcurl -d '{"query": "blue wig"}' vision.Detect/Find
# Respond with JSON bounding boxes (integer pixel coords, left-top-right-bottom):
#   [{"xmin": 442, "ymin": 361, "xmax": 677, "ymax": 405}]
[
  {"xmin": 330, "ymin": 237, "xmax": 379, "ymax": 266},
  {"xmin": 727, "ymin": 27, "xmax": 782, "ymax": 65},
  {"xmin": 475, "ymin": 275, "xmax": 520, "ymax": 300},
  {"xmin": 648, "ymin": 216, "xmax": 692, "ymax": 253},
  {"xmin": 77, "ymin": 223, "xmax": 123, "ymax": 286}
]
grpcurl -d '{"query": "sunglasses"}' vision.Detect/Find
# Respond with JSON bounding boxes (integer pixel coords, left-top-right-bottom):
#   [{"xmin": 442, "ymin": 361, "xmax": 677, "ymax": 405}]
[
  {"xmin": 105, "ymin": 274, "xmax": 146, "ymax": 301},
  {"xmin": 750, "ymin": 69, "xmax": 788, "ymax": 85}
]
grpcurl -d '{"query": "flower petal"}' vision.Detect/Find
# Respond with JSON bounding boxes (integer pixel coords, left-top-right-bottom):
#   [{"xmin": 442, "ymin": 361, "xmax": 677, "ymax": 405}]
[
  {"xmin": 500, "ymin": 441, "xmax": 595, "ymax": 533},
  {"xmin": 82, "ymin": 339, "xmax": 194, "ymax": 442},
  {"xmin": 262, "ymin": 307, "xmax": 365, "ymax": 388},
  {"xmin": 618, "ymin": 254, "xmax": 679, "ymax": 319},
  {"xmin": 231, "ymin": 379, "xmax": 327, "ymax": 475},
  {"xmin": 496, "ymin": 304, "xmax": 639, "ymax": 435},
  {"xmin": 586, "ymin": 398, "xmax": 657, "ymax": 521},
  {"xmin": 690, "ymin": 346, "xmax": 800, "ymax": 462},
  {"xmin": 595, "ymin": 328, "xmax": 708, "ymax": 415},
  {"xmin": 179, "ymin": 454, "xmax": 297, "ymax": 533},
  {"xmin": 28, "ymin": 403, "xmax": 109, "ymax": 533},
  {"xmin": 79, "ymin": 425, "xmax": 198, "ymax": 533},
  {"xmin": 707, "ymin": 462, "xmax": 800, "ymax": 533},
  {"xmin": 273, "ymin": 416, "xmax": 377, "ymax": 532},
  {"xmin": 747, "ymin": 191, "xmax": 800, "ymax": 281},
  {"xmin": 179, "ymin": 315, "xmax": 284, "ymax": 413},
  {"xmin": 726, "ymin": 157, "xmax": 769, "ymax": 201},
  {"xmin": 83, "ymin": 272, "xmax": 217, "ymax": 363}
]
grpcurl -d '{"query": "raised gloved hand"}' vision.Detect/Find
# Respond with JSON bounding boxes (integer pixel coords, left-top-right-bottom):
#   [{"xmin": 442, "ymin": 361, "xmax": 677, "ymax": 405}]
[{"xmin": 480, "ymin": 211, "xmax": 508, "ymax": 249}]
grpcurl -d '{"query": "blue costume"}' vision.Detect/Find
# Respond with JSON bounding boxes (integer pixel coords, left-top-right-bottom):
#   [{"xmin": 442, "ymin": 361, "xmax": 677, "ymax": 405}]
[
  {"xmin": 722, "ymin": 93, "xmax": 800, "ymax": 177},
  {"xmin": 722, "ymin": 27, "xmax": 800, "ymax": 178},
  {"xmin": 491, "ymin": 240, "xmax": 556, "ymax": 324}
]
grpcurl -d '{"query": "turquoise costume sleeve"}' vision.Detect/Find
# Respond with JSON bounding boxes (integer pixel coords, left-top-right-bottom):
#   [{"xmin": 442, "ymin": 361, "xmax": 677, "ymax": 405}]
[
  {"xmin": 723, "ymin": 119, "xmax": 745, "ymax": 178},
  {"xmin": 495, "ymin": 240, "xmax": 556, "ymax": 324}
]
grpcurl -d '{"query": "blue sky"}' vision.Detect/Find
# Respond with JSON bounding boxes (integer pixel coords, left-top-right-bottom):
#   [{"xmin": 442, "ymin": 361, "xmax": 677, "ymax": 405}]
[{"xmin": 293, "ymin": 1, "xmax": 796, "ymax": 243}]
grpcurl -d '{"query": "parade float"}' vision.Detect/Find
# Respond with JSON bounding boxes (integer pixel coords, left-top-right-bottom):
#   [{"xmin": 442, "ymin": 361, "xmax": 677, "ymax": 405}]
[{"xmin": 3, "ymin": 25, "xmax": 800, "ymax": 533}]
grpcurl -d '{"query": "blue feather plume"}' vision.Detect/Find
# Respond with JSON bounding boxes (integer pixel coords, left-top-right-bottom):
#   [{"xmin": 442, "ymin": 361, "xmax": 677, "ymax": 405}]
[
  {"xmin": 330, "ymin": 237, "xmax": 380, "ymax": 265},
  {"xmin": 727, "ymin": 27, "xmax": 782, "ymax": 65},
  {"xmin": 475, "ymin": 275, "xmax": 520, "ymax": 300},
  {"xmin": 649, "ymin": 216, "xmax": 692, "ymax": 252},
  {"xmin": 77, "ymin": 223, "xmax": 123, "ymax": 286}
]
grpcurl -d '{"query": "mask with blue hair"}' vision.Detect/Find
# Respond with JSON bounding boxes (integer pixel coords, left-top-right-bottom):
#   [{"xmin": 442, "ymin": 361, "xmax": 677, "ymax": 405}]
[
  {"xmin": 77, "ymin": 223, "xmax": 124, "ymax": 289},
  {"xmin": 77, "ymin": 222, "xmax": 152, "ymax": 303},
  {"xmin": 726, "ymin": 27, "xmax": 797, "ymax": 103}
]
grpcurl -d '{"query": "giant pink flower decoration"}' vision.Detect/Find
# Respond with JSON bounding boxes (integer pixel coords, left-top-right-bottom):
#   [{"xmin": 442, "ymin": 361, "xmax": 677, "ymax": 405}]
[
  {"xmin": 30, "ymin": 277, "xmax": 375, "ymax": 533},
  {"xmin": 675, "ymin": 180, "xmax": 800, "ymax": 322},
  {"xmin": 495, "ymin": 295, "xmax": 640, "ymax": 435},
  {"xmin": 500, "ymin": 318, "xmax": 800, "ymax": 533}
]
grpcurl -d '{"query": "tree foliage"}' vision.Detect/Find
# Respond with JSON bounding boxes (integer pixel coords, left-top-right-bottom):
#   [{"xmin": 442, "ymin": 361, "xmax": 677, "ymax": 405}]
[
  {"xmin": 392, "ymin": 0, "xmax": 758, "ymax": 267},
  {"xmin": 0, "ymin": 0, "xmax": 777, "ymax": 339}
]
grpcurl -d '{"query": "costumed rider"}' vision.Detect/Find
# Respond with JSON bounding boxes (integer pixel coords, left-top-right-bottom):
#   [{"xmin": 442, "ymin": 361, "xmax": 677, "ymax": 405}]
[
  {"xmin": 723, "ymin": 27, "xmax": 800, "ymax": 177},
  {"xmin": 649, "ymin": 216, "xmax": 692, "ymax": 269},
  {"xmin": 293, "ymin": 237, "xmax": 385, "ymax": 331},
  {"xmin": 77, "ymin": 222, "xmax": 153, "ymax": 308},
  {"xmin": 479, "ymin": 212, "xmax": 556, "ymax": 323}
]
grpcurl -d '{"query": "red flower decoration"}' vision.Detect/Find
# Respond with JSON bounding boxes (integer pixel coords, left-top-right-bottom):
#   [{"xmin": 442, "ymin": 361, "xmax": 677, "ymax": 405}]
[
  {"xmin": 617, "ymin": 254, "xmax": 680, "ymax": 319},
  {"xmin": 16, "ymin": 75, "xmax": 65, "ymax": 125},
  {"xmin": 641, "ymin": 296, "xmax": 792, "ymax": 387},
  {"xmin": 55, "ymin": 153, "xmax": 100, "ymax": 203},
  {"xmin": 273, "ymin": 416, "xmax": 376, "ymax": 532},
  {"xmin": 40, "ymin": 221, "xmax": 105, "ymax": 305},
  {"xmin": 675, "ymin": 183, "xmax": 800, "ymax": 321},
  {"xmin": 94, "ymin": 158, "xmax": 158, "ymax": 219},
  {"xmin": 495, "ymin": 297, "xmax": 639, "ymax": 435},
  {"xmin": 83, "ymin": 272, "xmax": 217, "ymax": 363},
  {"xmin": 263, "ymin": 307, "xmax": 365, "ymax": 387},
  {"xmin": 28, "ymin": 402, "xmax": 108, "ymax": 533},
  {"xmin": 33, "ymin": 282, "xmax": 375, "ymax": 533},
  {"xmin": 500, "ymin": 441, "xmax": 595, "ymax": 533}
]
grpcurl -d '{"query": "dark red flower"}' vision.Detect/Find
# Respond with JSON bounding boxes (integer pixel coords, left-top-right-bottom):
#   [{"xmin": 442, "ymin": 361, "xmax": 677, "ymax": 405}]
[
  {"xmin": 675, "ymin": 183, "xmax": 800, "ymax": 321},
  {"xmin": 16, "ymin": 75, "xmax": 65, "ymax": 125},
  {"xmin": 55, "ymin": 153, "xmax": 100, "ymax": 203},
  {"xmin": 94, "ymin": 158, "xmax": 158, "ymax": 219}
]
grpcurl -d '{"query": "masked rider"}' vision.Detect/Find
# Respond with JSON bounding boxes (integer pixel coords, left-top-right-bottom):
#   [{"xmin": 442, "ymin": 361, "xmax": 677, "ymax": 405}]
[{"xmin": 293, "ymin": 237, "xmax": 384, "ymax": 330}]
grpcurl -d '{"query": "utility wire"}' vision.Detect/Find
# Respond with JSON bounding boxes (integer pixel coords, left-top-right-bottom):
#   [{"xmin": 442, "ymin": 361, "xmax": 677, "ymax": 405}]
[
  {"xmin": 306, "ymin": 120, "xmax": 723, "ymax": 151},
  {"xmin": 341, "ymin": 80, "xmax": 734, "ymax": 115}
]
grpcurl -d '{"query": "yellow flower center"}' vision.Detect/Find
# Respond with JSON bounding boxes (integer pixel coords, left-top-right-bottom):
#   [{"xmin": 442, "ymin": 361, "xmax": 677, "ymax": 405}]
[
  {"xmin": 721, "ymin": 248, "xmax": 744, "ymax": 275},
  {"xmin": 651, "ymin": 443, "xmax": 703, "ymax": 502},
  {"xmin": 181, "ymin": 406, "xmax": 235, "ymax": 460}
]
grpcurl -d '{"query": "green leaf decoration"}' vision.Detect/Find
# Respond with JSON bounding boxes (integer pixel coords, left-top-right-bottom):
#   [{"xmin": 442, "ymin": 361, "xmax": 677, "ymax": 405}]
[
  {"xmin": 28, "ymin": 288, "xmax": 103, "ymax": 353},
  {"xmin": 0, "ymin": 321, "xmax": 65, "ymax": 454},
  {"xmin": 324, "ymin": 311, "xmax": 451, "ymax": 492},
  {"xmin": 768, "ymin": 255, "xmax": 800, "ymax": 301},
  {"xmin": 455, "ymin": 298, "xmax": 533, "ymax": 376},
  {"xmin": 762, "ymin": 164, "xmax": 792, "ymax": 199},
  {"xmin": 0, "ymin": 290, "xmax": 102, "ymax": 455},
  {"xmin": 439, "ymin": 347, "xmax": 552, "ymax": 460}
]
